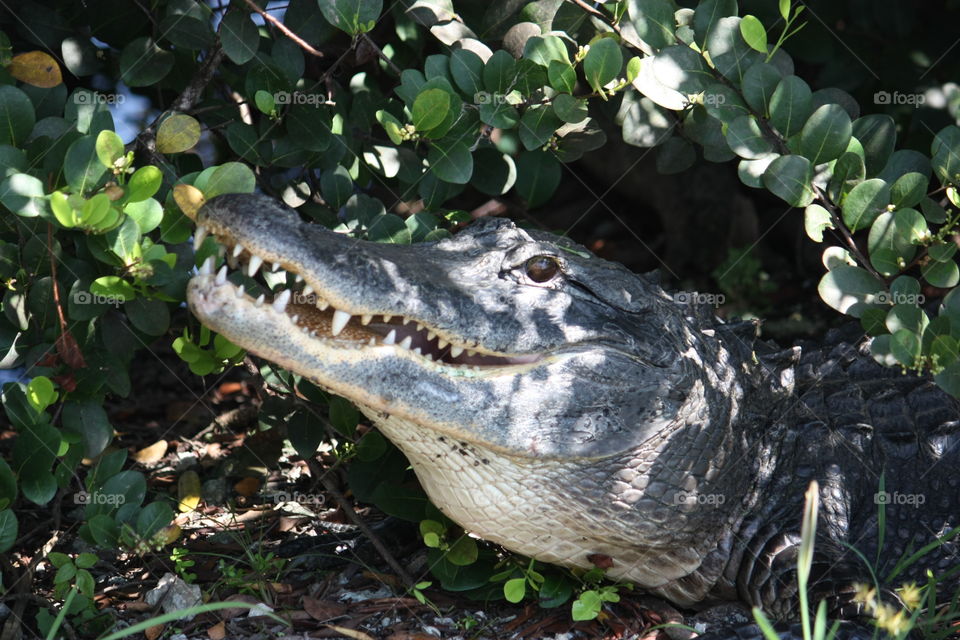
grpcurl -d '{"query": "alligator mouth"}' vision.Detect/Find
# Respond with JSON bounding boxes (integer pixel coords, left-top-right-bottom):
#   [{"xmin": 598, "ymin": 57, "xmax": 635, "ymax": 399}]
[{"xmin": 188, "ymin": 226, "xmax": 545, "ymax": 376}]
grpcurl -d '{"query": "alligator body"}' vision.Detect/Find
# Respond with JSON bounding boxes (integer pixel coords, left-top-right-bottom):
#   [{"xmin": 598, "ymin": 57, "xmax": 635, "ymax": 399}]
[{"xmin": 187, "ymin": 194, "xmax": 960, "ymax": 620}]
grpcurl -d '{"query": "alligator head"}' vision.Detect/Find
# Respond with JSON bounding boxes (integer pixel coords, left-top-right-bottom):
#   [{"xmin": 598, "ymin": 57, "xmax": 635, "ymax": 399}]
[{"xmin": 187, "ymin": 194, "xmax": 793, "ymax": 605}]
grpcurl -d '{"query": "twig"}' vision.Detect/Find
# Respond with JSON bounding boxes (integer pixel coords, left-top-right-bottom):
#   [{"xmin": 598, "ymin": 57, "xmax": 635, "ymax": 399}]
[
  {"xmin": 241, "ymin": 0, "xmax": 325, "ymax": 58},
  {"xmin": 360, "ymin": 33, "xmax": 402, "ymax": 76},
  {"xmin": 315, "ymin": 466, "xmax": 416, "ymax": 588},
  {"xmin": 812, "ymin": 184, "xmax": 885, "ymax": 282}
]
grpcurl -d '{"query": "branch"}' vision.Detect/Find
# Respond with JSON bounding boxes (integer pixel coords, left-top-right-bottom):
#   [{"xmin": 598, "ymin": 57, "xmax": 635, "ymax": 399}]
[{"xmin": 241, "ymin": 0, "xmax": 325, "ymax": 58}]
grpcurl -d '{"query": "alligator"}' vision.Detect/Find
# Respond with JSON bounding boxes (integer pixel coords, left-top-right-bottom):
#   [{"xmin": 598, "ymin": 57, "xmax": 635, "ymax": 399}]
[{"xmin": 187, "ymin": 193, "xmax": 960, "ymax": 626}]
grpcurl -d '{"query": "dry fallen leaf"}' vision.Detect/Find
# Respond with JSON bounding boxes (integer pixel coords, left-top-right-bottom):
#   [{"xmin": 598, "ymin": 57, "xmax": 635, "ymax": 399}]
[
  {"xmin": 144, "ymin": 623, "xmax": 164, "ymax": 640},
  {"xmin": 206, "ymin": 620, "xmax": 226, "ymax": 640},
  {"xmin": 323, "ymin": 625, "xmax": 375, "ymax": 640},
  {"xmin": 178, "ymin": 470, "xmax": 203, "ymax": 513},
  {"xmin": 233, "ymin": 476, "xmax": 260, "ymax": 497},
  {"xmin": 135, "ymin": 440, "xmax": 169, "ymax": 464},
  {"xmin": 302, "ymin": 596, "xmax": 347, "ymax": 621}
]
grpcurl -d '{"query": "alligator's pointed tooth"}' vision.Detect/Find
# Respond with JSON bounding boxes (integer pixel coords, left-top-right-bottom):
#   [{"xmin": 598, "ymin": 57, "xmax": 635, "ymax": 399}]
[
  {"xmin": 255, "ymin": 294, "xmax": 266, "ymax": 307},
  {"xmin": 466, "ymin": 349, "xmax": 477, "ymax": 357},
  {"xmin": 246, "ymin": 255, "xmax": 263, "ymax": 277},
  {"xmin": 232, "ymin": 244, "xmax": 244, "ymax": 258},
  {"xmin": 424, "ymin": 353, "xmax": 433, "ymax": 361},
  {"xmin": 272, "ymin": 261, "xmax": 281, "ymax": 272},
  {"xmin": 399, "ymin": 336, "xmax": 413, "ymax": 350},
  {"xmin": 303, "ymin": 284, "xmax": 315, "ymax": 297},
  {"xmin": 449, "ymin": 345, "xmax": 464, "ymax": 358},
  {"xmin": 199, "ymin": 256, "xmax": 214, "ymax": 275},
  {"xmin": 218, "ymin": 245, "xmax": 226, "ymax": 258},
  {"xmin": 235, "ymin": 284, "xmax": 245, "ymax": 298},
  {"xmin": 193, "ymin": 226, "xmax": 209, "ymax": 251},
  {"xmin": 361, "ymin": 314, "xmax": 372, "ymax": 325},
  {"xmin": 290, "ymin": 314, "xmax": 299, "ymax": 324},
  {"xmin": 317, "ymin": 299, "xmax": 329, "ymax": 311},
  {"xmin": 383, "ymin": 329, "xmax": 396, "ymax": 345},
  {"xmin": 227, "ymin": 253, "xmax": 238, "ymax": 269},
  {"xmin": 427, "ymin": 330, "xmax": 437, "ymax": 341},
  {"xmin": 215, "ymin": 265, "xmax": 228, "ymax": 286},
  {"xmin": 294, "ymin": 273, "xmax": 303, "ymax": 283},
  {"xmin": 416, "ymin": 323, "xmax": 424, "ymax": 331},
  {"xmin": 273, "ymin": 289, "xmax": 291, "ymax": 313},
  {"xmin": 368, "ymin": 337, "xmax": 376, "ymax": 346},
  {"xmin": 331, "ymin": 309, "xmax": 351, "ymax": 336},
  {"xmin": 413, "ymin": 347, "xmax": 422, "ymax": 356},
  {"xmin": 402, "ymin": 317, "xmax": 411, "ymax": 325},
  {"xmin": 383, "ymin": 314, "xmax": 392, "ymax": 323},
  {"xmin": 438, "ymin": 338, "xmax": 449, "ymax": 350}
]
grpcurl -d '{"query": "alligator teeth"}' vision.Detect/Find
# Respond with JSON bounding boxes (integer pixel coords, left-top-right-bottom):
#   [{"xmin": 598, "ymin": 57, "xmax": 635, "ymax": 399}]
[
  {"xmin": 399, "ymin": 336, "xmax": 413, "ymax": 350},
  {"xmin": 255, "ymin": 294, "xmax": 265, "ymax": 307},
  {"xmin": 232, "ymin": 244, "xmax": 244, "ymax": 258},
  {"xmin": 427, "ymin": 330, "xmax": 437, "ymax": 341},
  {"xmin": 217, "ymin": 245, "xmax": 226, "ymax": 258},
  {"xmin": 215, "ymin": 265, "xmax": 228, "ymax": 286},
  {"xmin": 199, "ymin": 256, "xmax": 214, "ymax": 275},
  {"xmin": 361, "ymin": 314, "xmax": 372, "ymax": 325},
  {"xmin": 402, "ymin": 318, "xmax": 412, "ymax": 326},
  {"xmin": 290, "ymin": 314, "xmax": 299, "ymax": 324},
  {"xmin": 247, "ymin": 255, "xmax": 263, "ymax": 277},
  {"xmin": 193, "ymin": 226, "xmax": 208, "ymax": 251},
  {"xmin": 294, "ymin": 274, "xmax": 303, "ymax": 283},
  {"xmin": 413, "ymin": 347, "xmax": 422, "ymax": 356},
  {"xmin": 437, "ymin": 338, "xmax": 449, "ymax": 350},
  {"xmin": 272, "ymin": 261, "xmax": 281, "ymax": 272},
  {"xmin": 449, "ymin": 345, "xmax": 464, "ymax": 358},
  {"xmin": 383, "ymin": 315, "xmax": 392, "ymax": 323},
  {"xmin": 273, "ymin": 289, "xmax": 291, "ymax": 313},
  {"xmin": 317, "ymin": 300, "xmax": 329, "ymax": 311},
  {"xmin": 368, "ymin": 337, "xmax": 376, "ymax": 346},
  {"xmin": 303, "ymin": 285, "xmax": 315, "ymax": 297},
  {"xmin": 227, "ymin": 253, "xmax": 238, "ymax": 269},
  {"xmin": 331, "ymin": 309, "xmax": 351, "ymax": 336},
  {"xmin": 383, "ymin": 329, "xmax": 396, "ymax": 345},
  {"xmin": 416, "ymin": 323, "xmax": 424, "ymax": 331},
  {"xmin": 235, "ymin": 284, "xmax": 245, "ymax": 298},
  {"xmin": 466, "ymin": 349, "xmax": 477, "ymax": 357},
  {"xmin": 424, "ymin": 353, "xmax": 433, "ymax": 361}
]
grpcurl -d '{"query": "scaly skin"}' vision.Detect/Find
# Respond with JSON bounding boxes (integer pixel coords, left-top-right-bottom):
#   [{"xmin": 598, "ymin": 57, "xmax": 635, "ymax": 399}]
[{"xmin": 187, "ymin": 194, "xmax": 960, "ymax": 620}]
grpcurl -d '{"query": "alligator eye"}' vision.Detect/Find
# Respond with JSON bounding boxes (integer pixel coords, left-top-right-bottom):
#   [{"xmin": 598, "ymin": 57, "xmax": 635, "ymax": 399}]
[{"xmin": 525, "ymin": 255, "xmax": 561, "ymax": 282}]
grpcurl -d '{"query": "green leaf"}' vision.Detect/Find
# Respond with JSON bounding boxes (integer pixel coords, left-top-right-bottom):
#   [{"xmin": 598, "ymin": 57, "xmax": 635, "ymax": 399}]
[
  {"xmin": 126, "ymin": 297, "xmax": 170, "ymax": 336},
  {"xmin": 0, "ymin": 510, "xmax": 17, "ymax": 553},
  {"xmin": 136, "ymin": 500, "xmax": 174, "ymax": 538},
  {"xmin": 762, "ymin": 155, "xmax": 813, "ymax": 207},
  {"xmin": 219, "ymin": 11, "xmax": 260, "ymax": 64},
  {"xmin": 867, "ymin": 212, "xmax": 914, "ymax": 276},
  {"xmin": 0, "ymin": 173, "xmax": 47, "ymax": 217},
  {"xmin": 64, "ymin": 135, "xmax": 108, "ymax": 193},
  {"xmin": 842, "ymin": 178, "xmax": 890, "ymax": 232},
  {"xmin": 705, "ymin": 17, "xmax": 764, "ymax": 83},
  {"xmin": 449, "ymin": 49, "xmax": 484, "ymax": 98},
  {"xmin": 890, "ymin": 172, "xmax": 928, "ymax": 209},
  {"xmin": 725, "ymin": 114, "xmax": 773, "ymax": 159},
  {"xmin": 852, "ymin": 114, "xmax": 897, "ymax": 177},
  {"xmin": 657, "ymin": 137, "xmax": 697, "ymax": 174},
  {"xmin": 922, "ymin": 260, "xmax": 960, "ymax": 288},
  {"xmin": 827, "ymin": 151, "xmax": 865, "ymax": 202},
  {"xmin": 769, "ymin": 75, "xmax": 812, "ymax": 138},
  {"xmin": 119, "ymin": 37, "xmax": 174, "ymax": 87},
  {"xmin": 124, "ymin": 197, "xmax": 162, "ymax": 234},
  {"xmin": 693, "ymin": 0, "xmax": 737, "ymax": 46},
  {"xmin": 553, "ymin": 94, "xmax": 588, "ymax": 124},
  {"xmin": 412, "ymin": 88, "xmax": 451, "ymax": 132},
  {"xmin": 583, "ymin": 38, "xmax": 623, "ymax": 93},
  {"xmin": 286, "ymin": 103, "xmax": 332, "ymax": 152},
  {"xmin": 156, "ymin": 114, "xmax": 201, "ymax": 154},
  {"xmin": 90, "ymin": 275, "xmax": 136, "ymax": 302},
  {"xmin": 817, "ymin": 265, "xmax": 884, "ymax": 317},
  {"xmin": 62, "ymin": 401, "xmax": 112, "ymax": 458},
  {"xmin": 779, "ymin": 0, "xmax": 791, "ymax": 20},
  {"xmin": 547, "ymin": 61, "xmax": 576, "ymax": 94},
  {"xmin": 929, "ymin": 243, "xmax": 958, "ymax": 262},
  {"xmin": 318, "ymin": 0, "xmax": 383, "ymax": 35},
  {"xmin": 515, "ymin": 150, "xmax": 561, "ymax": 207},
  {"xmin": 519, "ymin": 105, "xmax": 562, "ymax": 151},
  {"xmin": 446, "ymin": 535, "xmax": 479, "ymax": 566},
  {"xmin": 803, "ymin": 204, "xmax": 833, "ymax": 242},
  {"xmin": 26, "ymin": 376, "xmax": 57, "ymax": 413},
  {"xmin": 522, "ymin": 35, "xmax": 570, "ymax": 67},
  {"xmin": 127, "ymin": 166, "xmax": 163, "ymax": 203},
  {"xmin": 799, "ymin": 104, "xmax": 852, "ymax": 165},
  {"xmin": 470, "ymin": 148, "xmax": 516, "ymax": 196},
  {"xmin": 0, "ymin": 85, "xmax": 35, "ymax": 146},
  {"xmin": 572, "ymin": 591, "xmax": 602, "ymax": 620},
  {"xmin": 890, "ymin": 329, "xmax": 921, "ymax": 366},
  {"xmin": 931, "ymin": 125, "xmax": 960, "ymax": 187},
  {"xmin": 367, "ymin": 214, "xmax": 412, "ymax": 244},
  {"xmin": 205, "ymin": 162, "xmax": 256, "ymax": 198},
  {"xmin": 504, "ymin": 577, "xmax": 527, "ymax": 603},
  {"xmin": 483, "ymin": 50, "xmax": 518, "ymax": 95},
  {"xmin": 428, "ymin": 139, "xmax": 472, "ymax": 184},
  {"xmin": 739, "ymin": 15, "xmax": 767, "ymax": 53},
  {"xmin": 628, "ymin": 0, "xmax": 676, "ymax": 50},
  {"xmin": 95, "ymin": 130, "xmax": 124, "ymax": 168}
]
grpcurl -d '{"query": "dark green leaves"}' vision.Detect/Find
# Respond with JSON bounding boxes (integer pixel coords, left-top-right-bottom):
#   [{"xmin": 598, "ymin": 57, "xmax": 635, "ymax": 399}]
[
  {"xmin": 0, "ymin": 86, "xmax": 35, "ymax": 146},
  {"xmin": 318, "ymin": 0, "xmax": 383, "ymax": 34},
  {"xmin": 842, "ymin": 178, "xmax": 890, "ymax": 232},
  {"xmin": 799, "ymin": 104, "xmax": 852, "ymax": 165},
  {"xmin": 413, "ymin": 89, "xmax": 451, "ymax": 132},
  {"xmin": 762, "ymin": 155, "xmax": 813, "ymax": 207},
  {"xmin": 119, "ymin": 37, "xmax": 174, "ymax": 87},
  {"xmin": 931, "ymin": 125, "xmax": 960, "ymax": 187},
  {"xmin": 852, "ymin": 114, "xmax": 896, "ymax": 177},
  {"xmin": 818, "ymin": 265, "xmax": 884, "ymax": 317},
  {"xmin": 428, "ymin": 138, "xmax": 472, "ymax": 184},
  {"xmin": 769, "ymin": 75, "xmax": 812, "ymax": 137},
  {"xmin": 583, "ymin": 39, "xmax": 622, "ymax": 94},
  {"xmin": 628, "ymin": 0, "xmax": 676, "ymax": 51},
  {"xmin": 739, "ymin": 15, "xmax": 767, "ymax": 53}
]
